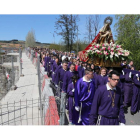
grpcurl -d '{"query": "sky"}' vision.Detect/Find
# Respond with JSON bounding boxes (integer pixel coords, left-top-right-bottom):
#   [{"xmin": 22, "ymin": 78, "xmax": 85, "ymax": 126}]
[{"xmin": 0, "ymin": 14, "xmax": 116, "ymax": 44}]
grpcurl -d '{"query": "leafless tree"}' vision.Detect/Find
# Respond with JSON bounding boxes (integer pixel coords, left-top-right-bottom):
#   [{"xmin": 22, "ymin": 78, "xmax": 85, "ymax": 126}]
[
  {"xmin": 85, "ymin": 15, "xmax": 93, "ymax": 43},
  {"xmin": 55, "ymin": 14, "xmax": 79, "ymax": 52},
  {"xmin": 85, "ymin": 15, "xmax": 100, "ymax": 43},
  {"xmin": 92, "ymin": 15, "xmax": 100, "ymax": 38}
]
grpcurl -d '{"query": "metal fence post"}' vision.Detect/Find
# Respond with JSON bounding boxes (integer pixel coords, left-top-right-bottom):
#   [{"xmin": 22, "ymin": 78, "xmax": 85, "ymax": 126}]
[
  {"xmin": 37, "ymin": 54, "xmax": 43, "ymax": 125},
  {"xmin": 2, "ymin": 56, "xmax": 3, "ymax": 64},
  {"xmin": 11, "ymin": 56, "xmax": 14, "ymax": 86},
  {"xmin": 19, "ymin": 48, "xmax": 24, "ymax": 77},
  {"xmin": 60, "ymin": 92, "xmax": 66, "ymax": 125},
  {"xmin": 19, "ymin": 48, "xmax": 21, "ymax": 76},
  {"xmin": 31, "ymin": 50, "xmax": 33, "ymax": 62}
]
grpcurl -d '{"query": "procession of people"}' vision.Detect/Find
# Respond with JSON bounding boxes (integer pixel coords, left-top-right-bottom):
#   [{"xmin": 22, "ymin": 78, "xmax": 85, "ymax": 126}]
[{"xmin": 27, "ymin": 46, "xmax": 140, "ymax": 126}]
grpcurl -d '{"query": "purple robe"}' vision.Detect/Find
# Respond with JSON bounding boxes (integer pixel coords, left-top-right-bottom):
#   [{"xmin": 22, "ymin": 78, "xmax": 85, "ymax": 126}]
[
  {"xmin": 55, "ymin": 68, "xmax": 67, "ymax": 90},
  {"xmin": 54, "ymin": 64, "xmax": 62, "ymax": 84},
  {"xmin": 131, "ymin": 75, "xmax": 140, "ymax": 114},
  {"xmin": 46, "ymin": 57, "xmax": 51, "ymax": 74},
  {"xmin": 89, "ymin": 85, "xmax": 125, "ymax": 125},
  {"xmin": 124, "ymin": 72, "xmax": 133, "ymax": 107},
  {"xmin": 104, "ymin": 75, "xmax": 124, "ymax": 94},
  {"xmin": 68, "ymin": 62, "xmax": 72, "ymax": 69},
  {"xmin": 104, "ymin": 76, "xmax": 109, "ymax": 84},
  {"xmin": 52, "ymin": 61, "xmax": 59, "ymax": 82},
  {"xmin": 45, "ymin": 56, "xmax": 50, "ymax": 72},
  {"xmin": 62, "ymin": 70, "xmax": 78, "ymax": 93},
  {"xmin": 93, "ymin": 72, "xmax": 99, "ymax": 80},
  {"xmin": 66, "ymin": 82, "xmax": 75, "ymax": 122},
  {"xmin": 48, "ymin": 59, "xmax": 54, "ymax": 77},
  {"xmin": 119, "ymin": 74, "xmax": 125, "ymax": 95},
  {"xmin": 78, "ymin": 66, "xmax": 85, "ymax": 78},
  {"xmin": 95, "ymin": 75, "xmax": 107, "ymax": 90},
  {"xmin": 73, "ymin": 77, "xmax": 95, "ymax": 125},
  {"xmin": 121, "ymin": 63, "xmax": 126, "ymax": 67}
]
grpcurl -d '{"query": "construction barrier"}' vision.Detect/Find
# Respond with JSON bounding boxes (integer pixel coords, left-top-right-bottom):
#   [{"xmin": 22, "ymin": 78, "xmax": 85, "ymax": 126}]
[
  {"xmin": 44, "ymin": 96, "xmax": 60, "ymax": 125},
  {"xmin": 26, "ymin": 50, "xmax": 60, "ymax": 125}
]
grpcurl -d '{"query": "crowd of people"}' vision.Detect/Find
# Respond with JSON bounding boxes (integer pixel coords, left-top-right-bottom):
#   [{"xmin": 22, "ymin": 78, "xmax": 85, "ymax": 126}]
[{"xmin": 27, "ymin": 47, "xmax": 140, "ymax": 125}]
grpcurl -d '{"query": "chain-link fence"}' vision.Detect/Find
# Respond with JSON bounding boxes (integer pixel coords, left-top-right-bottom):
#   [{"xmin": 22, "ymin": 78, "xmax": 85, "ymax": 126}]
[
  {"xmin": 0, "ymin": 52, "xmax": 20, "ymax": 101},
  {"xmin": 25, "ymin": 47, "xmax": 67, "ymax": 125},
  {"xmin": 0, "ymin": 48, "xmax": 67, "ymax": 125}
]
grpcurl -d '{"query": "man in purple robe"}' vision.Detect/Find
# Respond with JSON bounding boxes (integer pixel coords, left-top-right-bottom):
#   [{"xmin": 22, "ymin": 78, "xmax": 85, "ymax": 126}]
[
  {"xmin": 49, "ymin": 55, "xmax": 56, "ymax": 78},
  {"xmin": 89, "ymin": 70, "xmax": 125, "ymax": 125},
  {"xmin": 104, "ymin": 68, "xmax": 113, "ymax": 84},
  {"xmin": 119, "ymin": 70, "xmax": 126, "ymax": 97},
  {"xmin": 62, "ymin": 63, "xmax": 78, "ymax": 93},
  {"xmin": 93, "ymin": 66, "xmax": 100, "ymax": 80},
  {"xmin": 66, "ymin": 75, "xmax": 78, "ymax": 125},
  {"xmin": 44, "ymin": 53, "xmax": 48, "ymax": 70},
  {"xmin": 123, "ymin": 71, "xmax": 133, "ymax": 111},
  {"xmin": 131, "ymin": 74, "xmax": 140, "ymax": 115},
  {"xmin": 45, "ymin": 54, "xmax": 51, "ymax": 72},
  {"xmin": 73, "ymin": 68, "xmax": 95, "ymax": 125},
  {"xmin": 68, "ymin": 58, "xmax": 73, "ymax": 70},
  {"xmin": 46, "ymin": 54, "xmax": 52, "ymax": 77},
  {"xmin": 55, "ymin": 61, "xmax": 68, "ymax": 91},
  {"xmin": 77, "ymin": 62, "xmax": 85, "ymax": 78},
  {"xmin": 52, "ymin": 57, "xmax": 59, "ymax": 83},
  {"xmin": 95, "ymin": 67, "xmax": 107, "ymax": 90}
]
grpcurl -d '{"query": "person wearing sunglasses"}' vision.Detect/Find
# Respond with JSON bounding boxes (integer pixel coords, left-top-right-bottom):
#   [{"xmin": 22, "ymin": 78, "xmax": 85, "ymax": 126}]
[{"xmin": 89, "ymin": 70, "xmax": 125, "ymax": 125}]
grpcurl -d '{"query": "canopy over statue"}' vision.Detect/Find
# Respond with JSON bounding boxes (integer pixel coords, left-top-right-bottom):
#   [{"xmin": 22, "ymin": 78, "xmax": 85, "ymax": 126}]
[{"xmin": 78, "ymin": 16, "xmax": 130, "ymax": 68}]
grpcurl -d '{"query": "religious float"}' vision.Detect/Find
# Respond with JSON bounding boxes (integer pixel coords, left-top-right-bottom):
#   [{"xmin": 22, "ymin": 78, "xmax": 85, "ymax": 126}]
[{"xmin": 78, "ymin": 17, "xmax": 131, "ymax": 70}]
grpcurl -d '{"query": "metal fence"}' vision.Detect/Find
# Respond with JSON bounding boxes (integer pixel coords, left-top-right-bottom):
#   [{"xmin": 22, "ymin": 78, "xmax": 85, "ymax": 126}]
[
  {"xmin": 25, "ymin": 47, "xmax": 67, "ymax": 125},
  {"xmin": 0, "ymin": 47, "xmax": 19, "ymax": 54},
  {"xmin": 0, "ymin": 47, "xmax": 67, "ymax": 125},
  {"xmin": 0, "ymin": 51, "xmax": 21, "ymax": 100},
  {"xmin": 0, "ymin": 97, "xmax": 61, "ymax": 125}
]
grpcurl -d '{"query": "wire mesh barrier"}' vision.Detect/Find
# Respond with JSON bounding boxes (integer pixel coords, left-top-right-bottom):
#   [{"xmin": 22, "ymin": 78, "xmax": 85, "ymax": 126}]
[
  {"xmin": 0, "ymin": 53, "xmax": 20, "ymax": 100},
  {"xmin": 25, "ymin": 47, "xmax": 67, "ymax": 125},
  {"xmin": 0, "ymin": 48, "xmax": 69, "ymax": 125},
  {"xmin": 0, "ymin": 47, "xmax": 19, "ymax": 55},
  {"xmin": 0, "ymin": 98, "xmax": 60, "ymax": 125}
]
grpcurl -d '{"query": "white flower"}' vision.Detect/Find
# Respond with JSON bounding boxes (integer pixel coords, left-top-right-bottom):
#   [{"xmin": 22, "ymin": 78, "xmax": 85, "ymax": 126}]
[
  {"xmin": 86, "ymin": 50, "xmax": 90, "ymax": 53},
  {"xmin": 110, "ymin": 42, "xmax": 113, "ymax": 46},
  {"xmin": 110, "ymin": 55, "xmax": 113, "ymax": 58},
  {"xmin": 115, "ymin": 54, "xmax": 119, "ymax": 57}
]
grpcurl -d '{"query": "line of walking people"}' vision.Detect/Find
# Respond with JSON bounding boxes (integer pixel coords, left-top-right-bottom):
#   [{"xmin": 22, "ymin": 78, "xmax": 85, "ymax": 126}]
[{"xmin": 28, "ymin": 47, "xmax": 140, "ymax": 125}]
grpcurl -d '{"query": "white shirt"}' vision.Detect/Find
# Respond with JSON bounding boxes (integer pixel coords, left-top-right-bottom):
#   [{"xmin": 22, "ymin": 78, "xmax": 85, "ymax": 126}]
[
  {"xmin": 106, "ymin": 82, "xmax": 116, "ymax": 91},
  {"xmin": 83, "ymin": 76, "xmax": 92, "ymax": 83},
  {"xmin": 69, "ymin": 70, "xmax": 74, "ymax": 73},
  {"xmin": 62, "ymin": 55, "xmax": 66, "ymax": 61},
  {"xmin": 63, "ymin": 68, "xmax": 67, "ymax": 71}
]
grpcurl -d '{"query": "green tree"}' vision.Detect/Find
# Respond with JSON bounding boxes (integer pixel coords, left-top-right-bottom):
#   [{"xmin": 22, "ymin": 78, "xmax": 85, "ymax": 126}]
[
  {"xmin": 25, "ymin": 29, "xmax": 36, "ymax": 47},
  {"xmin": 115, "ymin": 15, "xmax": 140, "ymax": 69}
]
